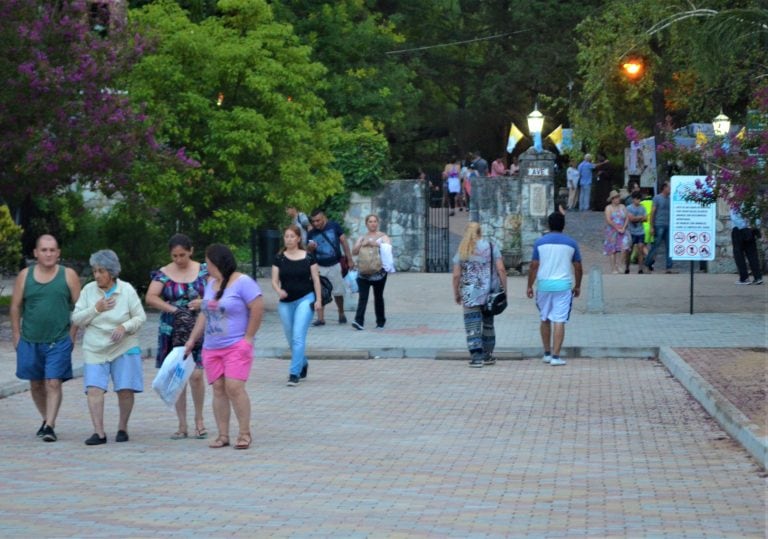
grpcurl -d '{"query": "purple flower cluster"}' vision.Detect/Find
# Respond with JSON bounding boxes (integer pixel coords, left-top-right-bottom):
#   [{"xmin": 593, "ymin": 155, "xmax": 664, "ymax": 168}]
[
  {"xmin": 0, "ymin": 0, "xmax": 188, "ymax": 202},
  {"xmin": 624, "ymin": 125, "xmax": 641, "ymax": 144}
]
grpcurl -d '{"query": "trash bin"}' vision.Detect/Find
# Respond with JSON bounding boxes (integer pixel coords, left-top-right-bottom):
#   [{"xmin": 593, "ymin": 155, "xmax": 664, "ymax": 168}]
[{"xmin": 257, "ymin": 228, "xmax": 281, "ymax": 267}]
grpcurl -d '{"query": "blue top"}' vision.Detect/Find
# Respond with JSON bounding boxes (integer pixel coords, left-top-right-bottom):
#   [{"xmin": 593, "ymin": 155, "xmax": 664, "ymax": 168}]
[
  {"xmin": 307, "ymin": 221, "xmax": 345, "ymax": 267},
  {"xmin": 532, "ymin": 233, "xmax": 581, "ymax": 292},
  {"xmin": 626, "ymin": 203, "xmax": 647, "ymax": 236},
  {"xmin": 651, "ymin": 194, "xmax": 670, "ymax": 226},
  {"xmin": 577, "ymin": 160, "xmax": 596, "ymax": 186},
  {"xmin": 729, "ymin": 208, "xmax": 749, "ymax": 229}
]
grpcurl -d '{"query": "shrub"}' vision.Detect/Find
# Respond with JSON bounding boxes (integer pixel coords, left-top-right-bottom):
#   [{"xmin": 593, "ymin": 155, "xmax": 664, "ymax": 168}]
[
  {"xmin": 96, "ymin": 202, "xmax": 168, "ymax": 295},
  {"xmin": 0, "ymin": 205, "xmax": 23, "ymax": 274}
]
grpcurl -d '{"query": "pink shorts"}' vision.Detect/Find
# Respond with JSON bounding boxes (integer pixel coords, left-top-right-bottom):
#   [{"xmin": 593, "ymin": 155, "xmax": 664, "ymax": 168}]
[{"xmin": 202, "ymin": 339, "xmax": 254, "ymax": 383}]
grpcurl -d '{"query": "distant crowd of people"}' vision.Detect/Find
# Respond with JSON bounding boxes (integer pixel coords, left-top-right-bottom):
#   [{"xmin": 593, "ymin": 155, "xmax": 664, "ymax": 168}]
[{"xmin": 436, "ymin": 151, "xmax": 520, "ymax": 215}]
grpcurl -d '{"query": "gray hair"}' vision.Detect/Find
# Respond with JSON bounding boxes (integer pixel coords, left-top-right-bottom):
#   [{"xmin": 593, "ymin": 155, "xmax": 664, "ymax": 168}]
[{"xmin": 89, "ymin": 249, "xmax": 121, "ymax": 277}]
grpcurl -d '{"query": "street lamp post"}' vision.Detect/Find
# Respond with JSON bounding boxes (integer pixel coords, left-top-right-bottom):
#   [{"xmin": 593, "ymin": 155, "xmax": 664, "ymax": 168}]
[
  {"xmin": 527, "ymin": 105, "xmax": 544, "ymax": 152},
  {"xmin": 712, "ymin": 110, "xmax": 731, "ymax": 137},
  {"xmin": 712, "ymin": 109, "xmax": 731, "ymax": 151}
]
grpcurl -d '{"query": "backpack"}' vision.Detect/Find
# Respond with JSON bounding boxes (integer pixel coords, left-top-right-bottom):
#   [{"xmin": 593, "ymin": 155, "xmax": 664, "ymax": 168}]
[
  {"xmin": 357, "ymin": 245, "xmax": 383, "ymax": 275},
  {"xmin": 319, "ymin": 275, "xmax": 333, "ymax": 305}
]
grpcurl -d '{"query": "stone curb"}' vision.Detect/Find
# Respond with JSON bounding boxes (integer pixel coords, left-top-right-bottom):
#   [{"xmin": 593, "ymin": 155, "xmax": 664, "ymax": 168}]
[
  {"xmin": 262, "ymin": 346, "xmax": 658, "ymax": 361},
  {"xmin": 659, "ymin": 346, "xmax": 767, "ymax": 471},
  {"xmin": 0, "ymin": 365, "xmax": 84, "ymax": 400}
]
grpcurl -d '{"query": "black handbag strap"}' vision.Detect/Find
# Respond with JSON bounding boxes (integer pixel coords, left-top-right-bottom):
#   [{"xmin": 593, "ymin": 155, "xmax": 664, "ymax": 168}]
[{"xmin": 488, "ymin": 243, "xmax": 495, "ymax": 295}]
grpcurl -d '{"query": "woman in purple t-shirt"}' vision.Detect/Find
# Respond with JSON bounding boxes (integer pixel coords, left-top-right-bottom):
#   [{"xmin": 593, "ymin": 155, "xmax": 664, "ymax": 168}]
[{"xmin": 185, "ymin": 244, "xmax": 263, "ymax": 450}]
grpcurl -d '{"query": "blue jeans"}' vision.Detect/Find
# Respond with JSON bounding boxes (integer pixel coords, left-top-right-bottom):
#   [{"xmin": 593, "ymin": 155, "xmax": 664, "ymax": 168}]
[
  {"xmin": 277, "ymin": 292, "xmax": 315, "ymax": 376},
  {"xmin": 645, "ymin": 224, "xmax": 672, "ymax": 270},
  {"xmin": 578, "ymin": 183, "xmax": 591, "ymax": 211}
]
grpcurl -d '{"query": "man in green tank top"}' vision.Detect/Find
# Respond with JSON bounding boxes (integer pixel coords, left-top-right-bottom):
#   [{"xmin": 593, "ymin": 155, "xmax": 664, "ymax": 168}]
[{"xmin": 10, "ymin": 234, "xmax": 81, "ymax": 442}]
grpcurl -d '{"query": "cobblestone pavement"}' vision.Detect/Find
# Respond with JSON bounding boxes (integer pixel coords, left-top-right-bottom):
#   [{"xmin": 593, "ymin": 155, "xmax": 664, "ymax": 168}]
[{"xmin": 1, "ymin": 358, "xmax": 765, "ymax": 537}]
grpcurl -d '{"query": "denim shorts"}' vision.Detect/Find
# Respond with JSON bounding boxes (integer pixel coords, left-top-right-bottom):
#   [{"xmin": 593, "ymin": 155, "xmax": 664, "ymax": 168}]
[
  {"xmin": 83, "ymin": 352, "xmax": 144, "ymax": 393},
  {"xmin": 16, "ymin": 337, "xmax": 73, "ymax": 381},
  {"xmin": 631, "ymin": 234, "xmax": 645, "ymax": 245}
]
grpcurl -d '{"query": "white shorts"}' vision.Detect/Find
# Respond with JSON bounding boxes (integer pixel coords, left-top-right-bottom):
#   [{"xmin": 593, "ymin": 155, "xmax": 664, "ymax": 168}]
[
  {"xmin": 536, "ymin": 290, "xmax": 573, "ymax": 323},
  {"xmin": 318, "ymin": 263, "xmax": 345, "ymax": 297}
]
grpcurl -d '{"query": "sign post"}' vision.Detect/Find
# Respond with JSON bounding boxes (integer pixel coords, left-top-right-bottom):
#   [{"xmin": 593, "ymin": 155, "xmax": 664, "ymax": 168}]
[{"xmin": 669, "ymin": 175, "xmax": 717, "ymax": 314}]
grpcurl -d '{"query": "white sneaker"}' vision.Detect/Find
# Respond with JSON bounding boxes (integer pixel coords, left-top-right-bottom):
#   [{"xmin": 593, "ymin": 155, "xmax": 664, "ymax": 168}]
[
  {"xmin": 542, "ymin": 355, "xmax": 552, "ymax": 364},
  {"xmin": 549, "ymin": 357, "xmax": 567, "ymax": 366}
]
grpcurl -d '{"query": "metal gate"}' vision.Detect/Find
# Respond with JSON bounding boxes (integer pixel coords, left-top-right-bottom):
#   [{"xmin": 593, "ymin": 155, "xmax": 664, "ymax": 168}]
[{"xmin": 425, "ymin": 180, "xmax": 450, "ymax": 272}]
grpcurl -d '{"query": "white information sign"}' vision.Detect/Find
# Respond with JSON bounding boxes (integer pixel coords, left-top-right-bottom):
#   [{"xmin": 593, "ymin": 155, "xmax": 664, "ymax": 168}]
[{"xmin": 669, "ymin": 175, "xmax": 716, "ymax": 261}]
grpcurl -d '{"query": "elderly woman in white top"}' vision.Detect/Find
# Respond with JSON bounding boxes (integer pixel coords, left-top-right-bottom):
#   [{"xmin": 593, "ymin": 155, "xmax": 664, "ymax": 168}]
[{"xmin": 72, "ymin": 250, "xmax": 146, "ymax": 446}]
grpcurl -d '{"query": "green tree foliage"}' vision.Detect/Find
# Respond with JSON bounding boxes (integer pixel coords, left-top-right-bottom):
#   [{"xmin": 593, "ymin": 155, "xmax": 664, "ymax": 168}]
[
  {"xmin": 0, "ymin": 205, "xmax": 23, "ymax": 274},
  {"xmin": 127, "ymin": 0, "xmax": 345, "ymax": 244},
  {"xmin": 129, "ymin": 0, "xmax": 219, "ymax": 22},
  {"xmin": 375, "ymin": 0, "xmax": 602, "ymax": 170},
  {"xmin": 271, "ymin": 0, "xmax": 420, "ymax": 176},
  {"xmin": 574, "ymin": 0, "xmax": 768, "ymax": 156}
]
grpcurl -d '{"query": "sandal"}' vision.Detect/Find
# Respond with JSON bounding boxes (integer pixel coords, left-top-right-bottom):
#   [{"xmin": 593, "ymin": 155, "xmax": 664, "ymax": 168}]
[
  {"xmin": 194, "ymin": 427, "xmax": 208, "ymax": 439},
  {"xmin": 234, "ymin": 432, "xmax": 252, "ymax": 450},
  {"xmin": 208, "ymin": 436, "xmax": 229, "ymax": 449},
  {"xmin": 170, "ymin": 431, "xmax": 188, "ymax": 440}
]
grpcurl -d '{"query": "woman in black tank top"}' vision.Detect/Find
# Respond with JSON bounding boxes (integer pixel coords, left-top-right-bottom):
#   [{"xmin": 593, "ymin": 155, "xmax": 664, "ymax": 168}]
[{"xmin": 271, "ymin": 225, "xmax": 322, "ymax": 386}]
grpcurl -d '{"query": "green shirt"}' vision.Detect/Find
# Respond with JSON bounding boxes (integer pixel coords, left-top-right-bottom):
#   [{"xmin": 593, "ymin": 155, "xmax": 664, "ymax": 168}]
[{"xmin": 22, "ymin": 265, "xmax": 73, "ymax": 343}]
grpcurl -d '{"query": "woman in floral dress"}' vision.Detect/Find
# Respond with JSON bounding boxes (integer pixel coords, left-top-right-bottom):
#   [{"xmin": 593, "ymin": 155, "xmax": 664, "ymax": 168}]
[{"xmin": 146, "ymin": 234, "xmax": 209, "ymax": 439}]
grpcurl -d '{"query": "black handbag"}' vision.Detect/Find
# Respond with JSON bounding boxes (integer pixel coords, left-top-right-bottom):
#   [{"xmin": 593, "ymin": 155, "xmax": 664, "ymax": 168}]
[
  {"xmin": 482, "ymin": 244, "xmax": 507, "ymax": 315},
  {"xmin": 319, "ymin": 275, "xmax": 334, "ymax": 305}
]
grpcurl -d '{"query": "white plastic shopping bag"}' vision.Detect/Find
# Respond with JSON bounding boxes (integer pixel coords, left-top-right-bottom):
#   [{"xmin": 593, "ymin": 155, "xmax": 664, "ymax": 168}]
[
  {"xmin": 344, "ymin": 269, "xmax": 359, "ymax": 294},
  {"xmin": 152, "ymin": 347, "xmax": 195, "ymax": 409},
  {"xmin": 380, "ymin": 243, "xmax": 396, "ymax": 273}
]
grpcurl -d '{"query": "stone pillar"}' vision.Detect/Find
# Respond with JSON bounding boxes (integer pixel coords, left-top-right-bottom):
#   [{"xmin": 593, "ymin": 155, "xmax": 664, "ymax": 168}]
[{"xmin": 518, "ymin": 147, "xmax": 556, "ymax": 273}]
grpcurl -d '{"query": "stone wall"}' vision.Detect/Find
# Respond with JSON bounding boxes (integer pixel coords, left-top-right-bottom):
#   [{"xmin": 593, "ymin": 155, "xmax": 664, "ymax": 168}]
[
  {"xmin": 344, "ymin": 181, "xmax": 427, "ymax": 272},
  {"xmin": 343, "ymin": 152, "xmax": 553, "ymax": 273}
]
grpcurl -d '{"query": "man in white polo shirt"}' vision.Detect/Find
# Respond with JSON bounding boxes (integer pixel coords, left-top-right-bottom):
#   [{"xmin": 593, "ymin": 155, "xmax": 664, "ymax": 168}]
[{"xmin": 526, "ymin": 212, "xmax": 583, "ymax": 366}]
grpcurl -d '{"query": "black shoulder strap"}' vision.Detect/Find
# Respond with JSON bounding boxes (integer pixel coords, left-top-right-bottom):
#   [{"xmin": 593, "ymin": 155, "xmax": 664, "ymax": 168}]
[{"xmin": 318, "ymin": 228, "xmax": 341, "ymax": 259}]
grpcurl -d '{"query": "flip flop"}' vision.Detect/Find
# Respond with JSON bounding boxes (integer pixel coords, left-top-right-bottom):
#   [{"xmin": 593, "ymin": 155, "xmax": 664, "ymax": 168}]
[
  {"xmin": 234, "ymin": 432, "xmax": 252, "ymax": 450},
  {"xmin": 209, "ymin": 436, "xmax": 229, "ymax": 449},
  {"xmin": 194, "ymin": 427, "xmax": 208, "ymax": 439},
  {"xmin": 170, "ymin": 431, "xmax": 188, "ymax": 440}
]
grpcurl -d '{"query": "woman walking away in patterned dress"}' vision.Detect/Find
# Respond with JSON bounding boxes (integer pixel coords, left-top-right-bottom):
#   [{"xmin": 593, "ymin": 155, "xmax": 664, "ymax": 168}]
[
  {"xmin": 603, "ymin": 190, "xmax": 630, "ymax": 274},
  {"xmin": 452, "ymin": 222, "xmax": 507, "ymax": 368}
]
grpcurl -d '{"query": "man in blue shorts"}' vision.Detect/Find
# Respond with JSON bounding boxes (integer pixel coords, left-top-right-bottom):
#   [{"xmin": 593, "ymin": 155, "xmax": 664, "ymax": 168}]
[
  {"xmin": 526, "ymin": 212, "xmax": 582, "ymax": 366},
  {"xmin": 11, "ymin": 234, "xmax": 81, "ymax": 442}
]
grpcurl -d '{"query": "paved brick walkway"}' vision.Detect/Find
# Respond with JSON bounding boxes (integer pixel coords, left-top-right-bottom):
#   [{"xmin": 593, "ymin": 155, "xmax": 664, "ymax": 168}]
[
  {"xmin": 1, "ymin": 210, "xmax": 766, "ymax": 536},
  {"xmin": 1, "ymin": 357, "xmax": 765, "ymax": 537}
]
